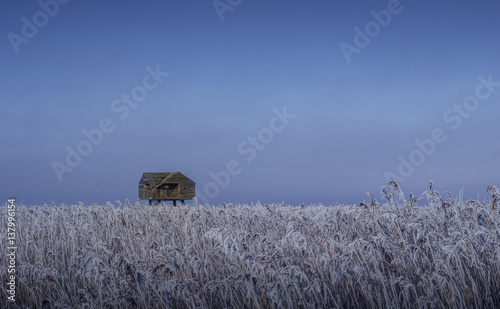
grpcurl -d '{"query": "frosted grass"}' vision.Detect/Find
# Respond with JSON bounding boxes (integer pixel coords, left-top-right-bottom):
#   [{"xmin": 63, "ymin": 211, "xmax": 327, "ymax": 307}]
[{"xmin": 1, "ymin": 183, "xmax": 499, "ymax": 308}]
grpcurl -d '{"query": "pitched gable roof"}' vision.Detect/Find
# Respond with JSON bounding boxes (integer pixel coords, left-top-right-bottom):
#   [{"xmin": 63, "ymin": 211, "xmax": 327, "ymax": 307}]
[{"xmin": 140, "ymin": 172, "xmax": 195, "ymax": 190}]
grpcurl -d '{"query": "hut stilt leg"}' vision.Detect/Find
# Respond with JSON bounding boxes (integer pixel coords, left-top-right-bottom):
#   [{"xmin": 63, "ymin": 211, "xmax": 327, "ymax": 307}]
[{"xmin": 173, "ymin": 200, "xmax": 177, "ymax": 206}]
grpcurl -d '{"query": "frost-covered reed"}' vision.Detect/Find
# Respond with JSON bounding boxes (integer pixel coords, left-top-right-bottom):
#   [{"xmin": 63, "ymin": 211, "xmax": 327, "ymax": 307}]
[{"xmin": 1, "ymin": 183, "xmax": 499, "ymax": 308}]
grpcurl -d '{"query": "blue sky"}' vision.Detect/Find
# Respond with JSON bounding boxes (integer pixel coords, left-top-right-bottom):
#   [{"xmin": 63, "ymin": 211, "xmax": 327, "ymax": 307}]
[{"xmin": 1, "ymin": 0, "xmax": 499, "ymax": 206}]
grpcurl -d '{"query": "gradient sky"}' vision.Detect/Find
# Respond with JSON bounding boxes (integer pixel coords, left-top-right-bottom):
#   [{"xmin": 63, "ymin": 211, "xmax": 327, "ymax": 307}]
[{"xmin": 1, "ymin": 0, "xmax": 499, "ymax": 206}]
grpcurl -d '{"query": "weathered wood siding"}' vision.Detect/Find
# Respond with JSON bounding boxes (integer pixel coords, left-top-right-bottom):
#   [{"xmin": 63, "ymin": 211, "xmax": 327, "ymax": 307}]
[{"xmin": 139, "ymin": 172, "xmax": 196, "ymax": 200}]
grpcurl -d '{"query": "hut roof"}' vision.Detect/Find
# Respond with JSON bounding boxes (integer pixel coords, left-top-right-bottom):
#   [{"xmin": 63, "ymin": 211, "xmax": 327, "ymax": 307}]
[{"xmin": 140, "ymin": 172, "xmax": 195, "ymax": 190}]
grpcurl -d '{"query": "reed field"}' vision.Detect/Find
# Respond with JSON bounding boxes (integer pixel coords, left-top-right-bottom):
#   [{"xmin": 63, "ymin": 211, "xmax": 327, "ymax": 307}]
[{"xmin": 1, "ymin": 182, "xmax": 499, "ymax": 308}]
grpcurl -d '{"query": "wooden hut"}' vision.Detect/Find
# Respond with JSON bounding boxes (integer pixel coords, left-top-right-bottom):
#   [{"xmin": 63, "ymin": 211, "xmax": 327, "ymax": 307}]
[{"xmin": 139, "ymin": 172, "xmax": 195, "ymax": 205}]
